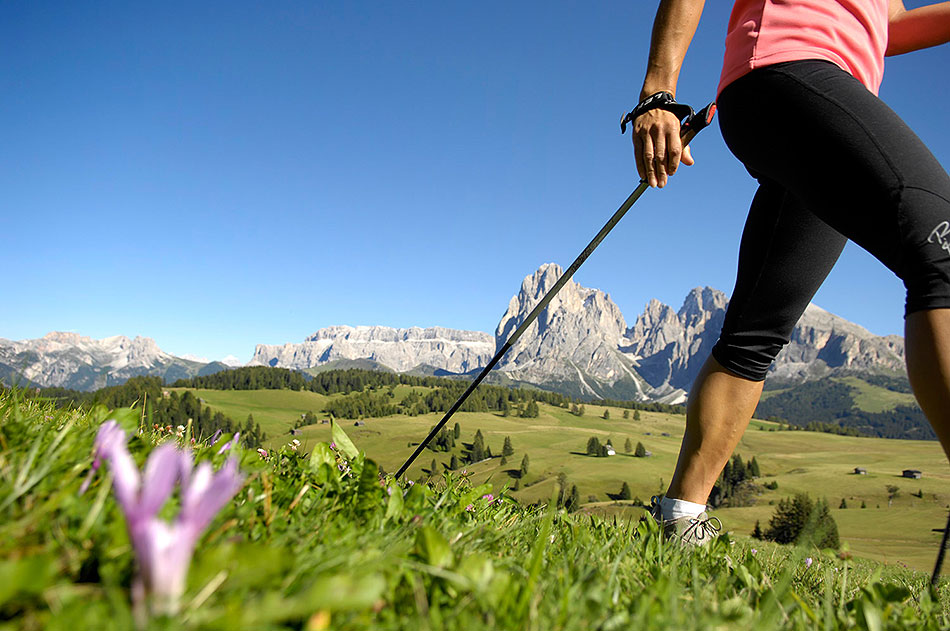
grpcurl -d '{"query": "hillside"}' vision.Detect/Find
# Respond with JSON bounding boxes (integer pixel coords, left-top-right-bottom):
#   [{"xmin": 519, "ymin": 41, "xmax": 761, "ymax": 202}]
[
  {"xmin": 3, "ymin": 389, "xmax": 949, "ymax": 629},
  {"xmin": 168, "ymin": 377, "xmax": 948, "ymax": 573},
  {"xmin": 756, "ymin": 374, "xmax": 931, "ymax": 439}
]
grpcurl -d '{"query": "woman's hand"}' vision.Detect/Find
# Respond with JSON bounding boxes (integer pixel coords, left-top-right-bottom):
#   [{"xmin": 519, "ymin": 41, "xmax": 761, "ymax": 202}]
[{"xmin": 632, "ymin": 108, "xmax": 695, "ymax": 188}]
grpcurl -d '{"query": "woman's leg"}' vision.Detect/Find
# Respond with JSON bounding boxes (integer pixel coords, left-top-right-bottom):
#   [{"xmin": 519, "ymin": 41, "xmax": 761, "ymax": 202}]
[
  {"xmin": 906, "ymin": 309, "xmax": 950, "ymax": 460},
  {"xmin": 666, "ymin": 177, "xmax": 847, "ymax": 506},
  {"xmin": 667, "ymin": 356, "xmax": 763, "ymax": 504},
  {"xmin": 666, "ymin": 60, "xmax": 950, "ymax": 509}
]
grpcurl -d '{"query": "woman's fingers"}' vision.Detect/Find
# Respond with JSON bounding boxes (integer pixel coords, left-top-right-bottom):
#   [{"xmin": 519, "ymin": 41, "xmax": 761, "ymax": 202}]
[{"xmin": 633, "ymin": 109, "xmax": 692, "ymax": 188}]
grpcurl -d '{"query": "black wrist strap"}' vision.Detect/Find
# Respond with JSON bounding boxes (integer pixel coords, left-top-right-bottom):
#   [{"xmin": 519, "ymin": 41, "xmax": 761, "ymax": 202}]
[{"xmin": 620, "ymin": 91, "xmax": 695, "ymax": 134}]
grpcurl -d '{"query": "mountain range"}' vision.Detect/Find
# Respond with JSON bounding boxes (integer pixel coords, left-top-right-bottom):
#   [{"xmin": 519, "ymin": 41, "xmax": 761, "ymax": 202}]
[{"xmin": 1, "ymin": 264, "xmax": 906, "ymax": 400}]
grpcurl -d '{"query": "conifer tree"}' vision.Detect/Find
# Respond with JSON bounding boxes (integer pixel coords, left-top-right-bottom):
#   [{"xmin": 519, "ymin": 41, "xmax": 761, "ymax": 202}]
[
  {"xmin": 620, "ymin": 482, "xmax": 632, "ymax": 500},
  {"xmin": 633, "ymin": 410, "xmax": 641, "ymax": 421},
  {"xmin": 450, "ymin": 454, "xmax": 460, "ymax": 470},
  {"xmin": 454, "ymin": 422, "xmax": 461, "ymax": 439},
  {"xmin": 602, "ymin": 409, "xmax": 610, "ymax": 420},
  {"xmin": 503, "ymin": 436, "xmax": 514, "ymax": 456},
  {"xmin": 520, "ymin": 454, "xmax": 530, "ymax": 477},
  {"xmin": 623, "ymin": 410, "xmax": 630, "ymax": 420},
  {"xmin": 764, "ymin": 493, "xmax": 839, "ymax": 549},
  {"xmin": 471, "ymin": 429, "xmax": 486, "ymax": 462},
  {"xmin": 749, "ymin": 456, "xmax": 761, "ymax": 477},
  {"xmin": 624, "ymin": 437, "xmax": 633, "ymax": 453},
  {"xmin": 566, "ymin": 484, "xmax": 580, "ymax": 512},
  {"xmin": 586, "ymin": 436, "xmax": 601, "ymax": 456},
  {"xmin": 635, "ymin": 442, "xmax": 647, "ymax": 457},
  {"xmin": 752, "ymin": 520, "xmax": 764, "ymax": 539}
]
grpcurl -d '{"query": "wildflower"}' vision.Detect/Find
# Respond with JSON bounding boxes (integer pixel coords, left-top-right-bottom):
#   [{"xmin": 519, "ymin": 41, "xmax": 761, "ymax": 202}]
[
  {"xmin": 79, "ymin": 420, "xmax": 126, "ymax": 494},
  {"xmin": 466, "ymin": 504, "xmax": 475, "ymax": 512},
  {"xmin": 216, "ymin": 432, "xmax": 240, "ymax": 455},
  {"xmin": 330, "ymin": 441, "xmax": 337, "ymax": 450},
  {"xmin": 208, "ymin": 429, "xmax": 223, "ymax": 445},
  {"xmin": 83, "ymin": 420, "xmax": 244, "ymax": 617},
  {"xmin": 481, "ymin": 493, "xmax": 495, "ymax": 503},
  {"xmin": 751, "ymin": 549, "xmax": 757, "ymax": 556},
  {"xmin": 805, "ymin": 557, "xmax": 813, "ymax": 568},
  {"xmin": 290, "ymin": 438, "xmax": 300, "ymax": 451},
  {"xmin": 257, "ymin": 448, "xmax": 269, "ymax": 459}
]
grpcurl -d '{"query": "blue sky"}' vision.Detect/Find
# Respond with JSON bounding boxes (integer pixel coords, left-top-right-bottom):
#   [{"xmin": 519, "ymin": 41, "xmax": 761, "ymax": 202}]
[{"xmin": 2, "ymin": 1, "xmax": 948, "ymax": 363}]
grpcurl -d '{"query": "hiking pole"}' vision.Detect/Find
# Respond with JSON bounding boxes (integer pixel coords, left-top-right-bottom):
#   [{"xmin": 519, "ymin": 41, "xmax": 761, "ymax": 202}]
[
  {"xmin": 931, "ymin": 510, "xmax": 950, "ymax": 588},
  {"xmin": 395, "ymin": 101, "xmax": 717, "ymax": 480}
]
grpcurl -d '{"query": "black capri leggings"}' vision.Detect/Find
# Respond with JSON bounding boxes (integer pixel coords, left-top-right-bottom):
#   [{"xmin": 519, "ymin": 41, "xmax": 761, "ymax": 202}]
[{"xmin": 711, "ymin": 60, "xmax": 950, "ymax": 382}]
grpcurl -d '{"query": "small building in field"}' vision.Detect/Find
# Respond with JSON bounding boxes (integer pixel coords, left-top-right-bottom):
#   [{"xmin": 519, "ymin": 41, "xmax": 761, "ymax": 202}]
[
  {"xmin": 853, "ymin": 467, "xmax": 867, "ymax": 475},
  {"xmin": 903, "ymin": 469, "xmax": 922, "ymax": 479},
  {"xmin": 354, "ymin": 421, "xmax": 366, "ymax": 427},
  {"xmin": 605, "ymin": 445, "xmax": 616, "ymax": 456},
  {"xmin": 289, "ymin": 428, "xmax": 301, "ymax": 436}
]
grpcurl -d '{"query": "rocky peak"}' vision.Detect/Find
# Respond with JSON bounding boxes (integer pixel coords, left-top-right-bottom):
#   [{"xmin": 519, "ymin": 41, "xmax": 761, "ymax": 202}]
[
  {"xmin": 495, "ymin": 263, "xmax": 626, "ymax": 352},
  {"xmin": 679, "ymin": 287, "xmax": 728, "ymax": 325}
]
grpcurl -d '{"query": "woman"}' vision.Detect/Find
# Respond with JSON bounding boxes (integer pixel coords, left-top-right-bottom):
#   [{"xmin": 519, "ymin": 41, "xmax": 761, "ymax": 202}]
[{"xmin": 633, "ymin": 0, "xmax": 950, "ymax": 544}]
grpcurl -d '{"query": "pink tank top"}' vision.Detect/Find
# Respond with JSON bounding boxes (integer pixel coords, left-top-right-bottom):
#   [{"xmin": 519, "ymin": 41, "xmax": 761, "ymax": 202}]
[{"xmin": 718, "ymin": 0, "xmax": 889, "ymax": 96}]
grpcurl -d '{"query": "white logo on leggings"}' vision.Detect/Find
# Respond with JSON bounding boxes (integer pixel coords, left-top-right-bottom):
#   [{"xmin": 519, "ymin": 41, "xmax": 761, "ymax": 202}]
[{"xmin": 929, "ymin": 221, "xmax": 950, "ymax": 255}]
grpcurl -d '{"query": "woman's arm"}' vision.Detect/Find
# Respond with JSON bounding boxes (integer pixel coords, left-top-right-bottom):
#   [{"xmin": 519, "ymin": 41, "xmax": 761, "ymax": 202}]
[
  {"xmin": 635, "ymin": 0, "xmax": 706, "ymax": 188},
  {"xmin": 887, "ymin": 0, "xmax": 950, "ymax": 56}
]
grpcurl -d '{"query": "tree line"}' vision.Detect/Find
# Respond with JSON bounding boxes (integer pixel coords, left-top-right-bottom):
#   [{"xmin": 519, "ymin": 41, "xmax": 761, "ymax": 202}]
[{"xmin": 20, "ymin": 376, "xmax": 266, "ymax": 449}]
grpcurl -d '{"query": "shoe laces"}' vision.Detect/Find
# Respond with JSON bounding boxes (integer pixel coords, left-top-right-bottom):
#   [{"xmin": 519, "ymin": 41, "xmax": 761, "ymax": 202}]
[{"xmin": 682, "ymin": 514, "xmax": 722, "ymax": 541}]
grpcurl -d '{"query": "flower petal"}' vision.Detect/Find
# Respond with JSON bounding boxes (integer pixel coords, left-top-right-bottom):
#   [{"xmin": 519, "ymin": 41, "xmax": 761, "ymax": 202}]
[
  {"xmin": 179, "ymin": 458, "xmax": 244, "ymax": 534},
  {"xmin": 140, "ymin": 518, "xmax": 194, "ymax": 616},
  {"xmin": 138, "ymin": 443, "xmax": 185, "ymax": 518},
  {"xmin": 94, "ymin": 422, "xmax": 141, "ymax": 514},
  {"xmin": 216, "ymin": 432, "xmax": 240, "ymax": 455}
]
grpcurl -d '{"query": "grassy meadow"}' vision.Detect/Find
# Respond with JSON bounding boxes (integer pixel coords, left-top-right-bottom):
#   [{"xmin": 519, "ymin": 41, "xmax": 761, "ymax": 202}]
[
  {"xmin": 6, "ymin": 386, "xmax": 950, "ymax": 629},
  {"xmin": 174, "ymin": 387, "xmax": 950, "ymax": 574}
]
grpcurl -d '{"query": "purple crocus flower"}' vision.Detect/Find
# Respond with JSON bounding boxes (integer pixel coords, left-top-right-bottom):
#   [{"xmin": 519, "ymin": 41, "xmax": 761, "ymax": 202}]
[
  {"xmin": 216, "ymin": 432, "xmax": 240, "ymax": 455},
  {"xmin": 208, "ymin": 428, "xmax": 223, "ymax": 446},
  {"xmin": 84, "ymin": 420, "xmax": 244, "ymax": 616}
]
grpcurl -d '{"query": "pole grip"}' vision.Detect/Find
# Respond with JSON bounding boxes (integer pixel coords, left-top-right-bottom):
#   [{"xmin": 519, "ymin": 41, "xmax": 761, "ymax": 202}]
[{"xmin": 680, "ymin": 102, "xmax": 716, "ymax": 147}]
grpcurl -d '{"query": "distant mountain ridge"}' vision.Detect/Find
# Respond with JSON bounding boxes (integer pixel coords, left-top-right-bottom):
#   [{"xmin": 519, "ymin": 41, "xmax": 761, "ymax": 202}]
[
  {"xmin": 249, "ymin": 263, "xmax": 906, "ymax": 404},
  {"xmin": 250, "ymin": 326, "xmax": 494, "ymax": 374},
  {"xmin": 1, "ymin": 264, "xmax": 907, "ymax": 397},
  {"xmin": 0, "ymin": 332, "xmax": 226, "ymax": 391}
]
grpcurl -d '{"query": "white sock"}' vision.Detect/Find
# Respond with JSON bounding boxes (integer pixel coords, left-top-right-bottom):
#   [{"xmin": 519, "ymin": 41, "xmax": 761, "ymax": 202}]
[{"xmin": 660, "ymin": 496, "xmax": 706, "ymax": 521}]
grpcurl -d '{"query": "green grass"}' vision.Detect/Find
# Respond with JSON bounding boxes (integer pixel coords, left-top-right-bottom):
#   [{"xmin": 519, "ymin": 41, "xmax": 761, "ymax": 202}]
[
  {"xmin": 0, "ymin": 393, "xmax": 950, "ymax": 631},
  {"xmin": 4, "ymin": 388, "xmax": 950, "ymax": 630},
  {"xmin": 180, "ymin": 388, "xmax": 949, "ymax": 574}
]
